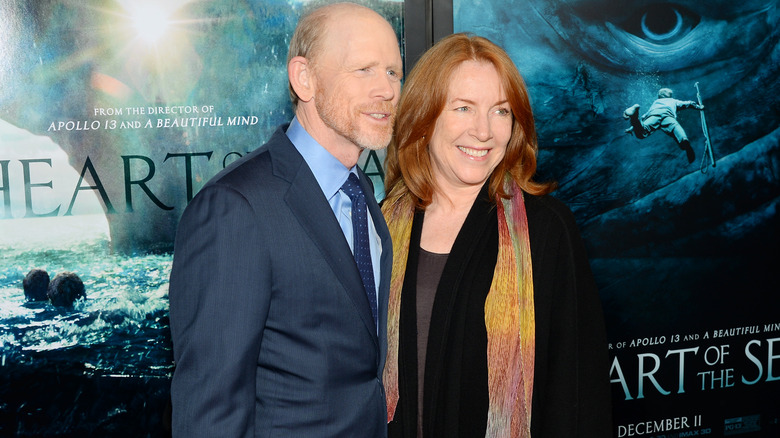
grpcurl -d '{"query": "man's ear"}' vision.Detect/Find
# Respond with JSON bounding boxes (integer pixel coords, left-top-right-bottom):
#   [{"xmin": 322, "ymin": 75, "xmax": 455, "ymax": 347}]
[{"xmin": 289, "ymin": 56, "xmax": 315, "ymax": 102}]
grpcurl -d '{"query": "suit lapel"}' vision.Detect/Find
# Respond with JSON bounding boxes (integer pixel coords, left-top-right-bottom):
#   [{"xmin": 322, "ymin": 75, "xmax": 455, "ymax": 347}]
[{"xmin": 269, "ymin": 133, "xmax": 379, "ymax": 347}]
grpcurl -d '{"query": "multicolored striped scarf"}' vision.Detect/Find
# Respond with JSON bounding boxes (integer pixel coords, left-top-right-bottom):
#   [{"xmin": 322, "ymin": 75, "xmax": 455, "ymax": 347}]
[{"xmin": 382, "ymin": 176, "xmax": 535, "ymax": 438}]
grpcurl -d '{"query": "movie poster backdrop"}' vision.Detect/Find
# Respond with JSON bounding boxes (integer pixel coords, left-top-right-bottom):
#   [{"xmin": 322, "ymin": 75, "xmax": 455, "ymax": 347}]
[
  {"xmin": 2, "ymin": 0, "xmax": 779, "ymax": 436},
  {"xmin": 455, "ymin": 0, "xmax": 779, "ymax": 437},
  {"xmin": 0, "ymin": 0, "xmax": 400, "ymax": 435}
]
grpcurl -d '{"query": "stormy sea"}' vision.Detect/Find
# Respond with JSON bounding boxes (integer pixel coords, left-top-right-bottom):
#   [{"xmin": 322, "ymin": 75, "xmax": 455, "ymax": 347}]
[{"xmin": 0, "ymin": 215, "xmax": 172, "ymax": 437}]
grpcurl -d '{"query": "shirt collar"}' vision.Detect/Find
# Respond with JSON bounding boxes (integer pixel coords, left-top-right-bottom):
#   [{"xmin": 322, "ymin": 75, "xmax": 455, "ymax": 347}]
[{"xmin": 286, "ymin": 116, "xmax": 357, "ymax": 199}]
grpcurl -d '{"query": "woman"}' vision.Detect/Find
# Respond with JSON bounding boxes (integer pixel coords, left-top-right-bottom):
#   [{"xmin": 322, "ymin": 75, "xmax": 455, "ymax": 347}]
[{"xmin": 382, "ymin": 33, "xmax": 612, "ymax": 437}]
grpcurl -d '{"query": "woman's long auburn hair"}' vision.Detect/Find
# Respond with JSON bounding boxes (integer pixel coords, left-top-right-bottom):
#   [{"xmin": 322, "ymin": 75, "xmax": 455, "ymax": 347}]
[{"xmin": 383, "ymin": 33, "xmax": 555, "ymax": 209}]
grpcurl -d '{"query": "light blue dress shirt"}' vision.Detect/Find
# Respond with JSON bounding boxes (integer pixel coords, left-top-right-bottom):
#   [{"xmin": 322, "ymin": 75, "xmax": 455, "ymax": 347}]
[{"xmin": 286, "ymin": 117, "xmax": 382, "ymax": 328}]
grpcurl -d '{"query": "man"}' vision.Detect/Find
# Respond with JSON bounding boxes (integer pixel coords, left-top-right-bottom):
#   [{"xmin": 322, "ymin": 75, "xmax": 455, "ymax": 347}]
[
  {"xmin": 168, "ymin": 3, "xmax": 402, "ymax": 436},
  {"xmin": 623, "ymin": 88, "xmax": 704, "ymax": 163}
]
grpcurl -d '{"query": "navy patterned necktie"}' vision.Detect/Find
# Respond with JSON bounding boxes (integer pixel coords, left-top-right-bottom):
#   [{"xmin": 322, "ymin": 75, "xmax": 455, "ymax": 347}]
[{"xmin": 341, "ymin": 173, "xmax": 378, "ymax": 325}]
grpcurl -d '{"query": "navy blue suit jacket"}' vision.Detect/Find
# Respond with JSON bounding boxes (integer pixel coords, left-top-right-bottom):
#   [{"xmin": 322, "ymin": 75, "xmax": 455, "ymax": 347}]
[{"xmin": 169, "ymin": 125, "xmax": 391, "ymax": 437}]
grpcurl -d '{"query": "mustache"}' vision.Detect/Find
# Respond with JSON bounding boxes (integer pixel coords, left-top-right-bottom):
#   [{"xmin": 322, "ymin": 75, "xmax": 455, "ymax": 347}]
[{"xmin": 357, "ymin": 102, "xmax": 396, "ymax": 116}]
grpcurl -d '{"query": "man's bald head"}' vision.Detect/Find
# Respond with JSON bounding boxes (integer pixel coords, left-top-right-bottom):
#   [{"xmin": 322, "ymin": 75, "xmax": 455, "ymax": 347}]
[{"xmin": 287, "ymin": 3, "xmax": 396, "ymax": 109}]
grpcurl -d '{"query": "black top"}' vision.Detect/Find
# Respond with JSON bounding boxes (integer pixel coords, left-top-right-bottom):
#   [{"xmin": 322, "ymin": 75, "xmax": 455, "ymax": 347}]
[
  {"xmin": 388, "ymin": 184, "xmax": 612, "ymax": 437},
  {"xmin": 415, "ymin": 248, "xmax": 449, "ymax": 437}
]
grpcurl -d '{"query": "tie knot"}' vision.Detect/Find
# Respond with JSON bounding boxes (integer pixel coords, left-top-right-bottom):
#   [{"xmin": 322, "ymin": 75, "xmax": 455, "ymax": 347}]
[{"xmin": 341, "ymin": 173, "xmax": 364, "ymax": 202}]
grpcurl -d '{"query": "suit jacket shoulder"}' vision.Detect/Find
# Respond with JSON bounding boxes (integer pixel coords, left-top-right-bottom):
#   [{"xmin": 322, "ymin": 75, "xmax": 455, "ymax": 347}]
[{"xmin": 199, "ymin": 125, "xmax": 299, "ymax": 196}]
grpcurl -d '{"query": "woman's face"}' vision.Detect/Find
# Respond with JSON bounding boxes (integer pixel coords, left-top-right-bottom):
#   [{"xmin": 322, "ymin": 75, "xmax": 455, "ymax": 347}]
[{"xmin": 428, "ymin": 60, "xmax": 512, "ymax": 195}]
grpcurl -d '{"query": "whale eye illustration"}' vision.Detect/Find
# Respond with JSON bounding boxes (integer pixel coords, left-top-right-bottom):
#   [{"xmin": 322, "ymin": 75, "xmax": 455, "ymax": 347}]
[
  {"xmin": 620, "ymin": 4, "xmax": 699, "ymax": 44},
  {"xmin": 523, "ymin": 0, "xmax": 777, "ymax": 74}
]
